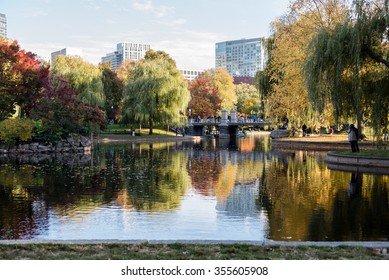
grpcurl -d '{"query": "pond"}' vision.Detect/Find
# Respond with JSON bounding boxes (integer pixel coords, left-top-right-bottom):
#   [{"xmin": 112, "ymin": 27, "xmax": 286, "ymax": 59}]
[{"xmin": 0, "ymin": 133, "xmax": 388, "ymax": 241}]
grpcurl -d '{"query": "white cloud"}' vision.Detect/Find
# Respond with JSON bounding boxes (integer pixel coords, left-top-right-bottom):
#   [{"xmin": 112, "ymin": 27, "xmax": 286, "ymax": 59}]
[
  {"xmin": 30, "ymin": 10, "xmax": 48, "ymax": 17},
  {"xmin": 132, "ymin": 0, "xmax": 173, "ymax": 18},
  {"xmin": 152, "ymin": 31, "xmax": 221, "ymax": 70},
  {"xmin": 132, "ymin": 0, "xmax": 153, "ymax": 12},
  {"xmin": 155, "ymin": 18, "xmax": 187, "ymax": 27},
  {"xmin": 82, "ymin": 0, "xmax": 101, "ymax": 10},
  {"xmin": 104, "ymin": 18, "xmax": 117, "ymax": 25}
]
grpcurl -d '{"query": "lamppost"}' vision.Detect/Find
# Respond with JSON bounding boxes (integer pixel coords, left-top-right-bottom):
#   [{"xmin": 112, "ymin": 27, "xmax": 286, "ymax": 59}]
[
  {"xmin": 188, "ymin": 108, "xmax": 192, "ymax": 123},
  {"xmin": 231, "ymin": 100, "xmax": 237, "ymax": 123}
]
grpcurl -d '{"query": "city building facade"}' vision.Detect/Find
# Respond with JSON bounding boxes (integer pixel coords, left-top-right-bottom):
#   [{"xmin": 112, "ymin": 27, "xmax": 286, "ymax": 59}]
[
  {"xmin": 215, "ymin": 37, "xmax": 267, "ymax": 77},
  {"xmin": 51, "ymin": 48, "xmax": 83, "ymax": 64},
  {"xmin": 102, "ymin": 42, "xmax": 151, "ymax": 70},
  {"xmin": 0, "ymin": 13, "xmax": 7, "ymax": 37},
  {"xmin": 179, "ymin": 69, "xmax": 203, "ymax": 81}
]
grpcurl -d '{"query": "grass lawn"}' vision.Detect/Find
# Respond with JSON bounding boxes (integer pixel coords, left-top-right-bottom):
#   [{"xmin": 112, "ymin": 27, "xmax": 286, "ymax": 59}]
[
  {"xmin": 0, "ymin": 243, "xmax": 388, "ymax": 260},
  {"xmin": 101, "ymin": 125, "xmax": 179, "ymax": 138},
  {"xmin": 333, "ymin": 150, "xmax": 389, "ymax": 157}
]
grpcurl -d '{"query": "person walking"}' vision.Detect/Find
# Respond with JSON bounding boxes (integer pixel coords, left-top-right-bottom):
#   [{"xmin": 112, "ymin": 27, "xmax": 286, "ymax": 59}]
[{"xmin": 348, "ymin": 124, "xmax": 359, "ymax": 152}]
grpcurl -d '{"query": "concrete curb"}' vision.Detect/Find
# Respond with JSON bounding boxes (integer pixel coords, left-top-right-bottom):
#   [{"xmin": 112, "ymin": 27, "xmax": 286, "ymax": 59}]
[
  {"xmin": 325, "ymin": 152, "xmax": 389, "ymax": 172},
  {"xmin": 0, "ymin": 239, "xmax": 388, "ymax": 248}
]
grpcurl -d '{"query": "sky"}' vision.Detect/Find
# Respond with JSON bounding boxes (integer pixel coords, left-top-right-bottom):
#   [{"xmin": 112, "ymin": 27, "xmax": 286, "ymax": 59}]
[{"xmin": 1, "ymin": 0, "xmax": 290, "ymax": 70}]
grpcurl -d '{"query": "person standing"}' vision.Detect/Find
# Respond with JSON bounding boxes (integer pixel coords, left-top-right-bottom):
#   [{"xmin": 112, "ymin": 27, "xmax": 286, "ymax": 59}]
[
  {"xmin": 348, "ymin": 124, "xmax": 359, "ymax": 152},
  {"xmin": 302, "ymin": 124, "xmax": 307, "ymax": 137}
]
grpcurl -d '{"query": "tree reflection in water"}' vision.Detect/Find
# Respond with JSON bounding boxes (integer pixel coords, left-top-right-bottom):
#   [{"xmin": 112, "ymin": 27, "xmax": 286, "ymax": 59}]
[{"xmin": 0, "ymin": 134, "xmax": 388, "ymax": 241}]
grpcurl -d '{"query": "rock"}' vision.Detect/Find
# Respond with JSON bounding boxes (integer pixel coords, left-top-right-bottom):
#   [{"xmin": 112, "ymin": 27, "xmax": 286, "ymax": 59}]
[
  {"xmin": 270, "ymin": 129, "xmax": 291, "ymax": 139},
  {"xmin": 0, "ymin": 144, "xmax": 9, "ymax": 153},
  {"xmin": 80, "ymin": 135, "xmax": 91, "ymax": 147},
  {"xmin": 19, "ymin": 144, "xmax": 30, "ymax": 150},
  {"xmin": 37, "ymin": 145, "xmax": 51, "ymax": 153},
  {"xmin": 0, "ymin": 134, "xmax": 92, "ymax": 155},
  {"xmin": 66, "ymin": 135, "xmax": 75, "ymax": 145}
]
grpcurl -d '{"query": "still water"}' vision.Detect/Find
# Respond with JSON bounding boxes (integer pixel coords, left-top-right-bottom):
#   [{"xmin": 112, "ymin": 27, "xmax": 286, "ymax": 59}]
[{"xmin": 0, "ymin": 133, "xmax": 388, "ymax": 241}]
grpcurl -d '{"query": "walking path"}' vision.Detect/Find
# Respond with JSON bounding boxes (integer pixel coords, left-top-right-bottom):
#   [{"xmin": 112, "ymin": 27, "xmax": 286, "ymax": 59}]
[
  {"xmin": 271, "ymin": 134, "xmax": 382, "ymax": 150},
  {"xmin": 1, "ymin": 239, "xmax": 388, "ymax": 248},
  {"xmin": 271, "ymin": 134, "xmax": 389, "ymax": 171}
]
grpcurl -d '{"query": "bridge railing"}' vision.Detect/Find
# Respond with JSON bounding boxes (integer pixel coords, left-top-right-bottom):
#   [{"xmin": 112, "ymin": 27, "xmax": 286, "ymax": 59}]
[{"xmin": 189, "ymin": 118, "xmax": 268, "ymax": 125}]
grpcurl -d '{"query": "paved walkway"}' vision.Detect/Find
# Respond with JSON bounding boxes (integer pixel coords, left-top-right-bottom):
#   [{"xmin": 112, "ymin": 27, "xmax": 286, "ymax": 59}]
[{"xmin": 271, "ymin": 135, "xmax": 385, "ymax": 150}]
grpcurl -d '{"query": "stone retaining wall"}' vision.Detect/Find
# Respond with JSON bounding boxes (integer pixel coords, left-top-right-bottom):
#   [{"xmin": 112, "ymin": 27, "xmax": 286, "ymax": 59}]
[{"xmin": 0, "ymin": 134, "xmax": 92, "ymax": 155}]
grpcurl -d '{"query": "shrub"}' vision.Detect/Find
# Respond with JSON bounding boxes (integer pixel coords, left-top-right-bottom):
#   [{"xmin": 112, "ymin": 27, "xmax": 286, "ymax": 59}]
[{"xmin": 0, "ymin": 118, "xmax": 35, "ymax": 144}]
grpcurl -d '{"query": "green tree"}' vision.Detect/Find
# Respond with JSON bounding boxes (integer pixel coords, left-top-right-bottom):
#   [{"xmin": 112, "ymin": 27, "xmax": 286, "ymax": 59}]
[
  {"xmin": 235, "ymin": 83, "xmax": 261, "ymax": 115},
  {"xmin": 305, "ymin": 0, "xmax": 389, "ymax": 136},
  {"xmin": 100, "ymin": 63, "xmax": 123, "ymax": 123},
  {"xmin": 122, "ymin": 56, "xmax": 190, "ymax": 135},
  {"xmin": 115, "ymin": 60, "xmax": 135, "ymax": 83},
  {"xmin": 144, "ymin": 49, "xmax": 177, "ymax": 68},
  {"xmin": 51, "ymin": 55, "xmax": 105, "ymax": 107},
  {"xmin": 255, "ymin": 69, "xmax": 271, "ymax": 118}
]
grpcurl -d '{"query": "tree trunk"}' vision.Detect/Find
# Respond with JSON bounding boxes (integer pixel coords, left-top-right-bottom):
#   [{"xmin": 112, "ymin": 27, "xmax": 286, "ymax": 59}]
[{"xmin": 149, "ymin": 117, "xmax": 153, "ymax": 135}]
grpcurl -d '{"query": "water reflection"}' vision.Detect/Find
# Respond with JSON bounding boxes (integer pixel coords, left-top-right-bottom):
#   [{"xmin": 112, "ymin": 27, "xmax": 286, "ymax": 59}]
[
  {"xmin": 0, "ymin": 133, "xmax": 388, "ymax": 241},
  {"xmin": 348, "ymin": 172, "xmax": 362, "ymax": 198}
]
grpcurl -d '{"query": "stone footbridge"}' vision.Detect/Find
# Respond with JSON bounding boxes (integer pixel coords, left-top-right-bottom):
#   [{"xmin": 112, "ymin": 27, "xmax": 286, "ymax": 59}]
[{"xmin": 187, "ymin": 108, "xmax": 271, "ymax": 138}]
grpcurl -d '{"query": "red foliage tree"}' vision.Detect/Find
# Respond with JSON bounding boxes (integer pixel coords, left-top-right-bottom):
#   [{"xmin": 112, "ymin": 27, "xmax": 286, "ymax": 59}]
[
  {"xmin": 0, "ymin": 38, "xmax": 48, "ymax": 120},
  {"xmin": 30, "ymin": 74, "xmax": 106, "ymax": 141},
  {"xmin": 188, "ymin": 76, "xmax": 222, "ymax": 118}
]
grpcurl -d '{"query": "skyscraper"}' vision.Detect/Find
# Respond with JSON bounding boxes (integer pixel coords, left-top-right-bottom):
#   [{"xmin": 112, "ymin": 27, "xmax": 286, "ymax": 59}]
[
  {"xmin": 0, "ymin": 13, "xmax": 7, "ymax": 37},
  {"xmin": 102, "ymin": 42, "xmax": 151, "ymax": 70},
  {"xmin": 215, "ymin": 37, "xmax": 267, "ymax": 78}
]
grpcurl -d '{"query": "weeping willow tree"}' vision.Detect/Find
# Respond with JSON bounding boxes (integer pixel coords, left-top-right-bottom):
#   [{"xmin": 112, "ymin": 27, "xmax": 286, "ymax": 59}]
[
  {"xmin": 51, "ymin": 55, "xmax": 106, "ymax": 107},
  {"xmin": 255, "ymin": 70, "xmax": 270, "ymax": 118},
  {"xmin": 258, "ymin": 0, "xmax": 349, "ymax": 129},
  {"xmin": 305, "ymin": 0, "xmax": 389, "ymax": 136},
  {"xmin": 122, "ymin": 57, "xmax": 190, "ymax": 135}
]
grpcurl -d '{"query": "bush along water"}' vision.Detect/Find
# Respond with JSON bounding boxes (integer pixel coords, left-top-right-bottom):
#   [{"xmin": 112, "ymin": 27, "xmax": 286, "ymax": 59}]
[{"xmin": 0, "ymin": 118, "xmax": 93, "ymax": 155}]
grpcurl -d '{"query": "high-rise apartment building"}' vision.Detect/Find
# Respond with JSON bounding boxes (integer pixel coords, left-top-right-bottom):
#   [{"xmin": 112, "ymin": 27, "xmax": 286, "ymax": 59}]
[
  {"xmin": 51, "ymin": 48, "xmax": 83, "ymax": 64},
  {"xmin": 102, "ymin": 42, "xmax": 151, "ymax": 70},
  {"xmin": 179, "ymin": 69, "xmax": 203, "ymax": 81},
  {"xmin": 215, "ymin": 37, "xmax": 267, "ymax": 77},
  {"xmin": 0, "ymin": 13, "xmax": 7, "ymax": 37}
]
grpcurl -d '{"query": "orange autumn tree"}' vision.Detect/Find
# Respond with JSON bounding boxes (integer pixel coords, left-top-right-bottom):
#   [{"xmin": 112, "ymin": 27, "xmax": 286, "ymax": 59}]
[{"xmin": 188, "ymin": 75, "xmax": 222, "ymax": 118}]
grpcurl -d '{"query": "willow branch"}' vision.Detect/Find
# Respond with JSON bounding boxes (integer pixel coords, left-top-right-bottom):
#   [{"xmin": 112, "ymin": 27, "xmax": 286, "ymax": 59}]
[{"xmin": 363, "ymin": 46, "xmax": 389, "ymax": 68}]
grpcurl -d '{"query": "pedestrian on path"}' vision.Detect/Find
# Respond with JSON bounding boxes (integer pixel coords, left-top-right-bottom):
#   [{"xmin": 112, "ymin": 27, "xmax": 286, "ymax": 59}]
[{"xmin": 348, "ymin": 124, "xmax": 359, "ymax": 152}]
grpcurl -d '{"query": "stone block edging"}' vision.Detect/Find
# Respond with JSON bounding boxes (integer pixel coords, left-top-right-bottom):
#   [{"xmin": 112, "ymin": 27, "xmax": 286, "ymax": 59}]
[
  {"xmin": 325, "ymin": 152, "xmax": 389, "ymax": 168},
  {"xmin": 0, "ymin": 134, "xmax": 92, "ymax": 155}
]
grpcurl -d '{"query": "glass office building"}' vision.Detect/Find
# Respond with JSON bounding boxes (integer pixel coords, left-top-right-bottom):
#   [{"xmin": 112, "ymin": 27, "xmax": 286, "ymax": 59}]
[
  {"xmin": 215, "ymin": 37, "xmax": 267, "ymax": 77},
  {"xmin": 102, "ymin": 42, "xmax": 151, "ymax": 70},
  {"xmin": 0, "ymin": 13, "xmax": 7, "ymax": 37}
]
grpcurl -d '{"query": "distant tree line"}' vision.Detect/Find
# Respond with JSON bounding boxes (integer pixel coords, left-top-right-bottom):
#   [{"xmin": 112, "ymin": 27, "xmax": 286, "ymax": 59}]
[{"xmin": 0, "ymin": 37, "xmax": 263, "ymax": 142}]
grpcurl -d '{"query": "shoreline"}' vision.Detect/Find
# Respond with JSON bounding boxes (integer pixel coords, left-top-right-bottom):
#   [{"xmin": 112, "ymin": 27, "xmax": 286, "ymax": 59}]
[
  {"xmin": 96, "ymin": 134, "xmax": 197, "ymax": 144},
  {"xmin": 271, "ymin": 135, "xmax": 389, "ymax": 170},
  {"xmin": 1, "ymin": 239, "xmax": 388, "ymax": 248}
]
